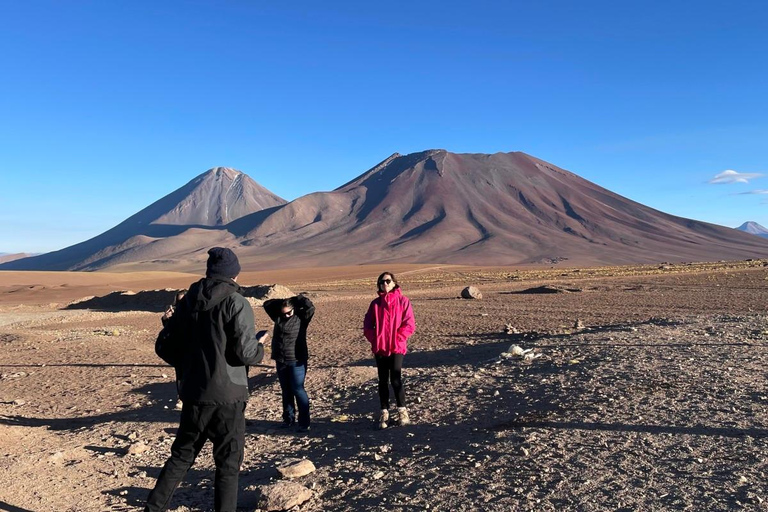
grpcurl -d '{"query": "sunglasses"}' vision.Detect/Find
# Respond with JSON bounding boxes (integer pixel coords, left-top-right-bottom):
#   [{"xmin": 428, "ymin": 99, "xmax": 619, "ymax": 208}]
[{"xmin": 378, "ymin": 279, "xmax": 393, "ymax": 285}]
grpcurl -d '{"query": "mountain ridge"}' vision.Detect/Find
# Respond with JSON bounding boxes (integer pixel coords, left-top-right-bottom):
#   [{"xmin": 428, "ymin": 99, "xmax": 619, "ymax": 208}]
[{"xmin": 4, "ymin": 151, "xmax": 768, "ymax": 271}]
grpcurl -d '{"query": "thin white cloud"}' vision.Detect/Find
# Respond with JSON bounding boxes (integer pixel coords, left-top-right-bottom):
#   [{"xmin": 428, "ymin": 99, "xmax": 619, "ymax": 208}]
[
  {"xmin": 736, "ymin": 189, "xmax": 768, "ymax": 195},
  {"xmin": 709, "ymin": 170, "xmax": 763, "ymax": 184}
]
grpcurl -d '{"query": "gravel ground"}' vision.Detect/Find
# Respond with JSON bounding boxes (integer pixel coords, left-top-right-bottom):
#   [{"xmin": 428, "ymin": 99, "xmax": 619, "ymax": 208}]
[{"xmin": 1, "ymin": 261, "xmax": 767, "ymax": 511}]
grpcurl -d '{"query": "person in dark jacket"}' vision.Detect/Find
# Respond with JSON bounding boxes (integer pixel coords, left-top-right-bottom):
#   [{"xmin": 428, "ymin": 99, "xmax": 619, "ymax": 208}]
[
  {"xmin": 146, "ymin": 248, "xmax": 267, "ymax": 512},
  {"xmin": 263, "ymin": 294, "xmax": 315, "ymax": 432}
]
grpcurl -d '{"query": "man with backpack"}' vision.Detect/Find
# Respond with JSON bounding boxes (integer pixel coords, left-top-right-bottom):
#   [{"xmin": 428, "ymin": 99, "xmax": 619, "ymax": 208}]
[{"xmin": 146, "ymin": 247, "xmax": 267, "ymax": 512}]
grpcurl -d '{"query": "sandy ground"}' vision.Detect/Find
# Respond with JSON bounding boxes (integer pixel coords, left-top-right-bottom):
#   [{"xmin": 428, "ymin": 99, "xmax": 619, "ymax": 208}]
[{"xmin": 1, "ymin": 260, "xmax": 767, "ymax": 511}]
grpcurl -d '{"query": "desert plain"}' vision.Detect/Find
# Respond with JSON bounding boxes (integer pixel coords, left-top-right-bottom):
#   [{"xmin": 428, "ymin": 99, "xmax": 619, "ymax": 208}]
[{"xmin": 1, "ymin": 261, "xmax": 767, "ymax": 511}]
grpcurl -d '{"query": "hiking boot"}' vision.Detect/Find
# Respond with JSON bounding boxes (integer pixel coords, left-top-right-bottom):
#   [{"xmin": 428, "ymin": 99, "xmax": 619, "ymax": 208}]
[
  {"xmin": 397, "ymin": 407, "xmax": 411, "ymax": 426},
  {"xmin": 378, "ymin": 409, "xmax": 389, "ymax": 430}
]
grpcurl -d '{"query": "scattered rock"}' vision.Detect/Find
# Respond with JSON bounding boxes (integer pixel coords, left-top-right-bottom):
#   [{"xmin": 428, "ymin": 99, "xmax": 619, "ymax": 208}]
[
  {"xmin": 504, "ymin": 324, "xmax": 520, "ymax": 334},
  {"xmin": 255, "ymin": 481, "xmax": 313, "ymax": 511},
  {"xmin": 461, "ymin": 286, "xmax": 483, "ymax": 299},
  {"xmin": 574, "ymin": 319, "xmax": 585, "ymax": 329},
  {"xmin": 276, "ymin": 459, "xmax": 316, "ymax": 479},
  {"xmin": 12, "ymin": 399, "xmax": 26, "ymax": 406},
  {"xmin": 48, "ymin": 451, "xmax": 66, "ymax": 465},
  {"xmin": 125, "ymin": 442, "xmax": 149, "ymax": 456}
]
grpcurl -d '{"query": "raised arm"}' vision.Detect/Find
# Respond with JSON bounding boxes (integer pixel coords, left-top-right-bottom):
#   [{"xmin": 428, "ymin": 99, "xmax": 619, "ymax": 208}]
[
  {"xmin": 262, "ymin": 298, "xmax": 282, "ymax": 322},
  {"xmin": 293, "ymin": 295, "xmax": 315, "ymax": 323}
]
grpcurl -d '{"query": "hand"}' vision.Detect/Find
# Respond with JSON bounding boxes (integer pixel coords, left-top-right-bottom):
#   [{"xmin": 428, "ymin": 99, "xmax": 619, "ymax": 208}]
[
  {"xmin": 256, "ymin": 330, "xmax": 270, "ymax": 343},
  {"xmin": 162, "ymin": 305, "xmax": 175, "ymax": 321}
]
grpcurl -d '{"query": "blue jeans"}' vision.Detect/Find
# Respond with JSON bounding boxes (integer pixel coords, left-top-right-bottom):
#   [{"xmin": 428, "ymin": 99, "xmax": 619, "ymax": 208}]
[{"xmin": 275, "ymin": 361, "xmax": 310, "ymax": 428}]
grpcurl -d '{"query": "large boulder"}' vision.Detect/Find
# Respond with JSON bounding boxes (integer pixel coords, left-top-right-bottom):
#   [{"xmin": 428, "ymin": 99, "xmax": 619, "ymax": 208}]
[
  {"xmin": 461, "ymin": 286, "xmax": 482, "ymax": 299},
  {"xmin": 255, "ymin": 481, "xmax": 313, "ymax": 511}
]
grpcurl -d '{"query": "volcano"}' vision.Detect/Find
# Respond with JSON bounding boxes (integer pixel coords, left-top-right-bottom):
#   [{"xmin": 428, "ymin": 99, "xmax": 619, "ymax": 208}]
[
  {"xmin": 2, "ymin": 167, "xmax": 286, "ymax": 270},
  {"xmin": 4, "ymin": 151, "xmax": 768, "ymax": 271}
]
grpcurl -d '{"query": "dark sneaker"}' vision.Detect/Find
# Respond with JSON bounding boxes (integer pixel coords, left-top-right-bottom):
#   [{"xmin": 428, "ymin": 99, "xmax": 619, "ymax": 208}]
[
  {"xmin": 279, "ymin": 421, "xmax": 295, "ymax": 429},
  {"xmin": 297, "ymin": 425, "xmax": 311, "ymax": 433}
]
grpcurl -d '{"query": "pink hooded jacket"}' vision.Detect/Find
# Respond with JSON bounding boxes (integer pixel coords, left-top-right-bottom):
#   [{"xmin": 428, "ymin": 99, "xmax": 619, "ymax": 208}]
[{"xmin": 363, "ymin": 287, "xmax": 416, "ymax": 356}]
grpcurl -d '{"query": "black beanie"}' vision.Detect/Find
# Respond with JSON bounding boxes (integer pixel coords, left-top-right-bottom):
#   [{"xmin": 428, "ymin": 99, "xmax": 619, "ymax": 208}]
[{"xmin": 206, "ymin": 247, "xmax": 241, "ymax": 278}]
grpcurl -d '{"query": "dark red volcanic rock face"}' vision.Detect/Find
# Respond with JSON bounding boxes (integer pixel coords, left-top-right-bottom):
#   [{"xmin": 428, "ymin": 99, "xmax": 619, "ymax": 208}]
[
  {"xmin": 232, "ymin": 150, "xmax": 768, "ymax": 267},
  {"xmin": 4, "ymin": 151, "xmax": 768, "ymax": 271}
]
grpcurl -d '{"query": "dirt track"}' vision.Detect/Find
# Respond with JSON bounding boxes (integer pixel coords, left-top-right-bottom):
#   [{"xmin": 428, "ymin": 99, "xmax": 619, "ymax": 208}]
[{"xmin": 1, "ymin": 261, "xmax": 767, "ymax": 511}]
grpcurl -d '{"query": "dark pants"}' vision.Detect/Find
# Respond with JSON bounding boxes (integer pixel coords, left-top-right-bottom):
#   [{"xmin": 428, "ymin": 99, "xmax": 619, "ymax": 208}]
[
  {"xmin": 276, "ymin": 360, "xmax": 310, "ymax": 427},
  {"xmin": 145, "ymin": 402, "xmax": 246, "ymax": 512},
  {"xmin": 375, "ymin": 353, "xmax": 405, "ymax": 409}
]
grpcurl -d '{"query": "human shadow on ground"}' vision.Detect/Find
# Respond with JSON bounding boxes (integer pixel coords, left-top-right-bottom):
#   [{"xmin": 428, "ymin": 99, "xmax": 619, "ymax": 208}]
[
  {"xmin": 0, "ymin": 363, "xmax": 168, "ymax": 369},
  {"xmin": 234, "ymin": 323, "xmax": 767, "ymax": 511},
  {"xmin": 0, "ymin": 364, "xmax": 277, "ymax": 431},
  {"xmin": 0, "ymin": 501, "xmax": 36, "ymax": 512},
  {"xmin": 490, "ymin": 418, "xmax": 768, "ymax": 438}
]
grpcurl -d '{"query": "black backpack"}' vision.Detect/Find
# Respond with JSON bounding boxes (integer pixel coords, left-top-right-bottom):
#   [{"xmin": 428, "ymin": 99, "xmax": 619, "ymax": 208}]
[{"xmin": 155, "ymin": 301, "xmax": 189, "ymax": 368}]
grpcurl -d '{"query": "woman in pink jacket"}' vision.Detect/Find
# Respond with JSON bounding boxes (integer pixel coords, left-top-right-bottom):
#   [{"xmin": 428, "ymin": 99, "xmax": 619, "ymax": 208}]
[{"xmin": 364, "ymin": 271, "xmax": 416, "ymax": 429}]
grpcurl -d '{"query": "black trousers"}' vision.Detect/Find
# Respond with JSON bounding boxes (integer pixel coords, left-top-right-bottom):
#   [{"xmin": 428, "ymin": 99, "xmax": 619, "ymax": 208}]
[
  {"xmin": 145, "ymin": 402, "xmax": 246, "ymax": 512},
  {"xmin": 375, "ymin": 353, "xmax": 405, "ymax": 409}
]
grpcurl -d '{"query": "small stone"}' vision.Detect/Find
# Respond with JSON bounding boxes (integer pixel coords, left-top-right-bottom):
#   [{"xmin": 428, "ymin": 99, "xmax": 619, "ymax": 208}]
[
  {"xmin": 126, "ymin": 442, "xmax": 149, "ymax": 456},
  {"xmin": 276, "ymin": 459, "xmax": 316, "ymax": 479},
  {"xmin": 48, "ymin": 451, "xmax": 66, "ymax": 464},
  {"xmin": 372, "ymin": 471, "xmax": 385, "ymax": 480},
  {"xmin": 12, "ymin": 399, "xmax": 25, "ymax": 406}
]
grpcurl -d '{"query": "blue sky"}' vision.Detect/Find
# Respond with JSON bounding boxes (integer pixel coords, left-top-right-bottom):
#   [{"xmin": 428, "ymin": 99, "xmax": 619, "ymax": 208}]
[{"xmin": 1, "ymin": 1, "xmax": 766, "ymax": 253}]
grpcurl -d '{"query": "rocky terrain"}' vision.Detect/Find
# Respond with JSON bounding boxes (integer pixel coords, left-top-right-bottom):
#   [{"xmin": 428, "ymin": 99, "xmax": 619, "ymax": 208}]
[{"xmin": 1, "ymin": 260, "xmax": 767, "ymax": 511}]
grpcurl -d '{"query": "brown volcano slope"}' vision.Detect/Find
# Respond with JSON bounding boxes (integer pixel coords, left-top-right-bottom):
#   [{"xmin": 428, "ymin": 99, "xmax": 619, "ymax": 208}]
[
  {"xmin": 2, "ymin": 167, "xmax": 286, "ymax": 271},
  {"xmin": 229, "ymin": 150, "xmax": 768, "ymax": 267},
  {"xmin": 5, "ymin": 151, "xmax": 768, "ymax": 272}
]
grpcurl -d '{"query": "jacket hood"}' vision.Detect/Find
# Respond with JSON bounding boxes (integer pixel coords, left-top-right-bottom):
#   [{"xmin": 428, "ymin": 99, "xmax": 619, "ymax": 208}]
[{"xmin": 187, "ymin": 276, "xmax": 241, "ymax": 312}]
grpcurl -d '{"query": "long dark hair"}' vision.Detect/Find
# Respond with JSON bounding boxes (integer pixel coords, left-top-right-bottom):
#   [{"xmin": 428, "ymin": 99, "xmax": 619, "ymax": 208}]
[{"xmin": 377, "ymin": 271, "xmax": 399, "ymax": 291}]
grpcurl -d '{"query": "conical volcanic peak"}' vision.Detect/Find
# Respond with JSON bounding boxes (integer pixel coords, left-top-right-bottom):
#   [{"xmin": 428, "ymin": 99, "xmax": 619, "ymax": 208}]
[
  {"xmin": 154, "ymin": 167, "xmax": 287, "ymax": 226},
  {"xmin": 737, "ymin": 221, "xmax": 768, "ymax": 237},
  {"xmin": 0, "ymin": 166, "xmax": 286, "ymax": 271}
]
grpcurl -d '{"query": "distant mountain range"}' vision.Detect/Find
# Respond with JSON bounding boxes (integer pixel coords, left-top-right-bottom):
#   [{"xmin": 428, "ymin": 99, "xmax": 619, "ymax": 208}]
[
  {"xmin": 736, "ymin": 221, "xmax": 768, "ymax": 238},
  {"xmin": 4, "ymin": 151, "xmax": 768, "ymax": 272},
  {"xmin": 0, "ymin": 253, "xmax": 35, "ymax": 264}
]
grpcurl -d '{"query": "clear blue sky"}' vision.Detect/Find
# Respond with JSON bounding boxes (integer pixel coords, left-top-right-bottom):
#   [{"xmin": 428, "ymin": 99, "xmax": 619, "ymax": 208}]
[{"xmin": 1, "ymin": 1, "xmax": 766, "ymax": 253}]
